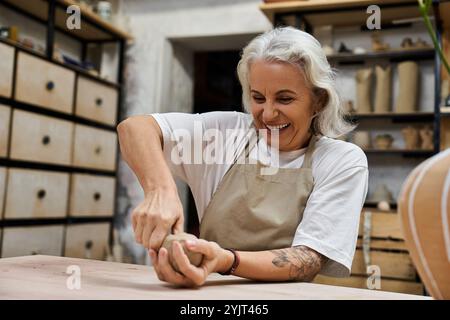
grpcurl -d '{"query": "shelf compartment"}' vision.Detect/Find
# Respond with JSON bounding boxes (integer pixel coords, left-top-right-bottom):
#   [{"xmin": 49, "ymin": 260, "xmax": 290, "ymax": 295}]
[
  {"xmin": 0, "ymin": 38, "xmax": 121, "ymax": 88},
  {"xmin": 1, "ymin": 0, "xmax": 132, "ymax": 41},
  {"xmin": 260, "ymin": 0, "xmax": 425, "ymax": 28}
]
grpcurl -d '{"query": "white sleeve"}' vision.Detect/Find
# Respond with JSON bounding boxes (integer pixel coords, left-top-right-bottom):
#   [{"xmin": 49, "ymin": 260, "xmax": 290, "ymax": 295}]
[{"xmin": 292, "ymin": 144, "xmax": 369, "ymax": 277}]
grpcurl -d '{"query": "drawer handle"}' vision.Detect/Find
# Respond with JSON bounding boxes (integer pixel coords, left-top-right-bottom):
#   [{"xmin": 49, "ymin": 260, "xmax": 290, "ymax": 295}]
[
  {"xmin": 95, "ymin": 146, "xmax": 102, "ymax": 155},
  {"xmin": 46, "ymin": 81, "xmax": 55, "ymax": 91},
  {"xmin": 93, "ymin": 192, "xmax": 101, "ymax": 201},
  {"xmin": 37, "ymin": 189, "xmax": 46, "ymax": 199},
  {"xmin": 42, "ymin": 135, "xmax": 51, "ymax": 145},
  {"xmin": 95, "ymin": 98, "xmax": 103, "ymax": 107}
]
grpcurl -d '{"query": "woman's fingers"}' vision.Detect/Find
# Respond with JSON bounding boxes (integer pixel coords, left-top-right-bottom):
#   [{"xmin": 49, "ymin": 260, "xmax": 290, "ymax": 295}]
[
  {"xmin": 142, "ymin": 223, "xmax": 155, "ymax": 249},
  {"xmin": 172, "ymin": 216, "xmax": 184, "ymax": 234},
  {"xmin": 134, "ymin": 214, "xmax": 146, "ymax": 243},
  {"xmin": 149, "ymin": 225, "xmax": 168, "ymax": 251},
  {"xmin": 185, "ymin": 239, "xmax": 215, "ymax": 258},
  {"xmin": 158, "ymin": 248, "xmax": 190, "ymax": 286},
  {"xmin": 172, "ymin": 241, "xmax": 205, "ymax": 285},
  {"xmin": 149, "ymin": 249, "xmax": 165, "ymax": 281}
]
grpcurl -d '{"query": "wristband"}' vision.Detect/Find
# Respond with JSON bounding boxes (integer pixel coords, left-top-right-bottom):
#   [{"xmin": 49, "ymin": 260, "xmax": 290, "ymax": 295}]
[{"xmin": 219, "ymin": 248, "xmax": 240, "ymax": 275}]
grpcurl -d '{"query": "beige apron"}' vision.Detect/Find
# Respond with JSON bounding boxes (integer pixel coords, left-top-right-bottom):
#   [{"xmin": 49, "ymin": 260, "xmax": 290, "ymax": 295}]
[{"xmin": 200, "ymin": 124, "xmax": 317, "ymax": 251}]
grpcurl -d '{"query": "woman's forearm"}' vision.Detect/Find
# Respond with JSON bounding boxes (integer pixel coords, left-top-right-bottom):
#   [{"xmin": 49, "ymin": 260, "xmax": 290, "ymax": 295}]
[
  {"xmin": 117, "ymin": 115, "xmax": 177, "ymax": 194},
  {"xmin": 227, "ymin": 246, "xmax": 327, "ymax": 282}
]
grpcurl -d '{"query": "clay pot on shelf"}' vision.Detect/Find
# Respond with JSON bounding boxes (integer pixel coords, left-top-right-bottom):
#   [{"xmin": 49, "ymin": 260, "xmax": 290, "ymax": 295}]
[
  {"xmin": 355, "ymin": 68, "xmax": 373, "ymax": 113},
  {"xmin": 374, "ymin": 65, "xmax": 392, "ymax": 113},
  {"xmin": 352, "ymin": 131, "xmax": 371, "ymax": 149},
  {"xmin": 419, "ymin": 125, "xmax": 434, "ymax": 150},
  {"xmin": 395, "ymin": 61, "xmax": 419, "ymax": 113},
  {"xmin": 374, "ymin": 134, "xmax": 394, "ymax": 150},
  {"xmin": 371, "ymin": 33, "xmax": 390, "ymax": 52},
  {"xmin": 402, "ymin": 126, "xmax": 420, "ymax": 150}
]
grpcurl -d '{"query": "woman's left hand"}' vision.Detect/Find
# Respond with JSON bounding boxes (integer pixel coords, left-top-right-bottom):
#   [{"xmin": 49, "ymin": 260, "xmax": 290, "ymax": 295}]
[{"xmin": 149, "ymin": 239, "xmax": 232, "ymax": 287}]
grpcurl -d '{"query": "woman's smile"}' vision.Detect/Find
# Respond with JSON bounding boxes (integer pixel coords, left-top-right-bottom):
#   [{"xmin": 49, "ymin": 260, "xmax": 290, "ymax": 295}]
[{"xmin": 249, "ymin": 59, "xmax": 316, "ymax": 151}]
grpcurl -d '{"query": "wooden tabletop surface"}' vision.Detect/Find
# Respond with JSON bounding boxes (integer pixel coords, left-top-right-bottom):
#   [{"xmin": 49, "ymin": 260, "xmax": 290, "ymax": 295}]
[{"xmin": 0, "ymin": 255, "xmax": 431, "ymax": 300}]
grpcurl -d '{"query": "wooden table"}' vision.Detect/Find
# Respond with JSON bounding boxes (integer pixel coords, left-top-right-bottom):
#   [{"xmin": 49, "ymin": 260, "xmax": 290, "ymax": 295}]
[{"xmin": 0, "ymin": 255, "xmax": 431, "ymax": 300}]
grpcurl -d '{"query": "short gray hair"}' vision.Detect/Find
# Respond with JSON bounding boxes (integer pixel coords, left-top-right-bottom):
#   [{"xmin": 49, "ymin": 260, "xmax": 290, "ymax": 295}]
[{"xmin": 237, "ymin": 26, "xmax": 354, "ymax": 138}]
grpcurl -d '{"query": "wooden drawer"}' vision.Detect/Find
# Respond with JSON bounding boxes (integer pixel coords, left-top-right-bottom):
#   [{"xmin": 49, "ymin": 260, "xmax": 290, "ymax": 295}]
[
  {"xmin": 1, "ymin": 225, "xmax": 64, "ymax": 258},
  {"xmin": 73, "ymin": 124, "xmax": 117, "ymax": 171},
  {"xmin": 0, "ymin": 167, "xmax": 6, "ymax": 220},
  {"xmin": 65, "ymin": 223, "xmax": 110, "ymax": 260},
  {"xmin": 359, "ymin": 209, "xmax": 403, "ymax": 240},
  {"xmin": 69, "ymin": 174, "xmax": 115, "ymax": 217},
  {"xmin": 0, "ymin": 104, "xmax": 11, "ymax": 157},
  {"xmin": 0, "ymin": 42, "xmax": 14, "ymax": 98},
  {"xmin": 15, "ymin": 52, "xmax": 75, "ymax": 114},
  {"xmin": 351, "ymin": 250, "xmax": 416, "ymax": 280},
  {"xmin": 75, "ymin": 76, "xmax": 118, "ymax": 125},
  {"xmin": 356, "ymin": 238, "xmax": 407, "ymax": 251},
  {"xmin": 4, "ymin": 168, "xmax": 69, "ymax": 219},
  {"xmin": 10, "ymin": 109, "xmax": 74, "ymax": 165},
  {"xmin": 314, "ymin": 275, "xmax": 424, "ymax": 295}
]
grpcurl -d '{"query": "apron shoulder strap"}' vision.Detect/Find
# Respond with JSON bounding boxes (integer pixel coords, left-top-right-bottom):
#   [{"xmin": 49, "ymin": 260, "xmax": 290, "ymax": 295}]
[{"xmin": 302, "ymin": 135, "xmax": 319, "ymax": 169}]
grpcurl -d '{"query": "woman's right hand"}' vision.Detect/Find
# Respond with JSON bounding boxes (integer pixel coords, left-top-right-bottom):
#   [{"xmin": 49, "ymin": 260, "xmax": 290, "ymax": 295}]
[{"xmin": 132, "ymin": 188, "xmax": 184, "ymax": 251}]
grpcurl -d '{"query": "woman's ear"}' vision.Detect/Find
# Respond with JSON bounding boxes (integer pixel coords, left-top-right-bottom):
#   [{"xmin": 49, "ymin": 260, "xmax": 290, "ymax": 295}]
[{"xmin": 313, "ymin": 87, "xmax": 329, "ymax": 113}]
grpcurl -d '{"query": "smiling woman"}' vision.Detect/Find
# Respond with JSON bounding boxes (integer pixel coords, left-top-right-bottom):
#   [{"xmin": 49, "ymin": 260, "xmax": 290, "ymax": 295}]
[{"xmin": 117, "ymin": 26, "xmax": 368, "ymax": 287}]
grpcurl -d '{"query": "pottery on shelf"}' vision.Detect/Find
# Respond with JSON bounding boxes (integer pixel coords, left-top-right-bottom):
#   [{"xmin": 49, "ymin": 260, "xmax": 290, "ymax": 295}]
[
  {"xmin": 419, "ymin": 125, "xmax": 434, "ymax": 150},
  {"xmin": 322, "ymin": 44, "xmax": 335, "ymax": 56},
  {"xmin": 353, "ymin": 47, "xmax": 367, "ymax": 54},
  {"xmin": 371, "ymin": 33, "xmax": 390, "ymax": 52},
  {"xmin": 374, "ymin": 134, "xmax": 394, "ymax": 150},
  {"xmin": 353, "ymin": 131, "xmax": 371, "ymax": 149},
  {"xmin": 395, "ymin": 61, "xmax": 419, "ymax": 113},
  {"xmin": 338, "ymin": 42, "xmax": 352, "ymax": 53},
  {"xmin": 374, "ymin": 65, "xmax": 392, "ymax": 113},
  {"xmin": 402, "ymin": 126, "xmax": 420, "ymax": 150},
  {"xmin": 355, "ymin": 68, "xmax": 373, "ymax": 113},
  {"xmin": 343, "ymin": 99, "xmax": 356, "ymax": 114},
  {"xmin": 401, "ymin": 37, "xmax": 414, "ymax": 50}
]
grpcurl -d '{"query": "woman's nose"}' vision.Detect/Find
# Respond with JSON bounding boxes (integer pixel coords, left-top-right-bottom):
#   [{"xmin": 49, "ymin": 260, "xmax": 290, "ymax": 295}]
[{"xmin": 262, "ymin": 103, "xmax": 279, "ymax": 121}]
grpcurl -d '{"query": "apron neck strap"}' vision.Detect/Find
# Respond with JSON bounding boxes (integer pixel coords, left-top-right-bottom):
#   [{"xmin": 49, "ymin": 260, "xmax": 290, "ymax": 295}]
[{"xmin": 302, "ymin": 134, "xmax": 318, "ymax": 169}]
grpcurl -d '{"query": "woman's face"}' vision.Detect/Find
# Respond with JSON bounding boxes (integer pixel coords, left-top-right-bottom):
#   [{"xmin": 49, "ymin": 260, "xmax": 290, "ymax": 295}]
[{"xmin": 248, "ymin": 59, "xmax": 316, "ymax": 152}]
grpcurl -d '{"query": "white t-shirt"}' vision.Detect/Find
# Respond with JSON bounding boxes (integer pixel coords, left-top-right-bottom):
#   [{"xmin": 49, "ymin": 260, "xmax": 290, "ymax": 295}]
[{"xmin": 152, "ymin": 111, "xmax": 369, "ymax": 277}]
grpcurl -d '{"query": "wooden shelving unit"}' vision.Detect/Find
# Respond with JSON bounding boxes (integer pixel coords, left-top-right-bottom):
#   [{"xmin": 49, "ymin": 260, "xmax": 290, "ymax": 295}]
[
  {"xmin": 0, "ymin": 0, "xmax": 131, "ymax": 261},
  {"xmin": 1, "ymin": 0, "xmax": 133, "ymax": 41}
]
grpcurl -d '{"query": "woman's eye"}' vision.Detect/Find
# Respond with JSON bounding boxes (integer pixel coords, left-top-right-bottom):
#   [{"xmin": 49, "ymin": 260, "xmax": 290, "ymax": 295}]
[
  {"xmin": 252, "ymin": 96, "xmax": 265, "ymax": 103},
  {"xmin": 278, "ymin": 97, "xmax": 293, "ymax": 104}
]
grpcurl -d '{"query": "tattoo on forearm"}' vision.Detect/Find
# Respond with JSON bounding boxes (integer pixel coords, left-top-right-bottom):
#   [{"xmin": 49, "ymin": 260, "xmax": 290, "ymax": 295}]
[{"xmin": 270, "ymin": 246, "xmax": 328, "ymax": 281}]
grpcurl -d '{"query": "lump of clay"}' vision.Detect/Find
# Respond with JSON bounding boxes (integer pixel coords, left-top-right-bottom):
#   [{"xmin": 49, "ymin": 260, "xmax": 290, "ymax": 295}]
[{"xmin": 161, "ymin": 232, "xmax": 204, "ymax": 273}]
